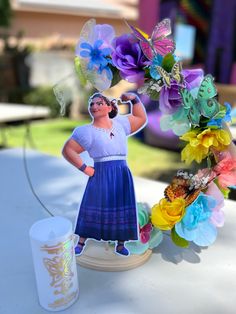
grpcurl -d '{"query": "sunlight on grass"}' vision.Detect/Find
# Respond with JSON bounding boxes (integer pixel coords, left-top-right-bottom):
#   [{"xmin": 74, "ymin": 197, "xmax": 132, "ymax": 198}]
[{"xmin": 4, "ymin": 118, "xmax": 186, "ymax": 180}]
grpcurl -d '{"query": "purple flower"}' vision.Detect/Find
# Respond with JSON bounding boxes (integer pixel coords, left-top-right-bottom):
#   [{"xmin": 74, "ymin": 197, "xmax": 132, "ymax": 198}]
[
  {"xmin": 159, "ymin": 69, "xmax": 204, "ymax": 114},
  {"xmin": 111, "ymin": 34, "xmax": 150, "ymax": 84}
]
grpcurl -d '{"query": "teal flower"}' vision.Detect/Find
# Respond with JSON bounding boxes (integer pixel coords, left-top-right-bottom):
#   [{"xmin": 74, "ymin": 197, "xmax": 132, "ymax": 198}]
[
  {"xmin": 126, "ymin": 203, "xmax": 163, "ymax": 254},
  {"xmin": 175, "ymin": 193, "xmax": 217, "ymax": 246},
  {"xmin": 160, "ymin": 106, "xmax": 190, "ymax": 136}
]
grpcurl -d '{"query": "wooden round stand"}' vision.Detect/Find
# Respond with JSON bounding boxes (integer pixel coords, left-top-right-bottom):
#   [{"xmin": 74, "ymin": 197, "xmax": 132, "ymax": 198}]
[{"xmin": 76, "ymin": 240, "xmax": 152, "ymax": 272}]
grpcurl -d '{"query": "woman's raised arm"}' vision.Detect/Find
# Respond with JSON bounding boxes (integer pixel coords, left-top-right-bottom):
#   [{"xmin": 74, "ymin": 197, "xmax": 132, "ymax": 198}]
[{"xmin": 120, "ymin": 92, "xmax": 147, "ymax": 134}]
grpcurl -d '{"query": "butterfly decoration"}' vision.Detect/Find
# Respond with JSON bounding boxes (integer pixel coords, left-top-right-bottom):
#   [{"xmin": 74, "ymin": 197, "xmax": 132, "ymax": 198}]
[
  {"xmin": 180, "ymin": 74, "xmax": 220, "ymax": 126},
  {"xmin": 139, "ymin": 223, "xmax": 153, "ymax": 244},
  {"xmin": 126, "ymin": 18, "xmax": 175, "ymax": 60},
  {"xmin": 164, "ymin": 175, "xmax": 201, "ymax": 206},
  {"xmin": 157, "ymin": 62, "xmax": 183, "ymax": 87}
]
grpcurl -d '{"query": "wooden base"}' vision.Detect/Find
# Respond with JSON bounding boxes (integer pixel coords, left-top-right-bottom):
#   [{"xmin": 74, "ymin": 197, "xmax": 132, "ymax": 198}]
[{"xmin": 76, "ymin": 240, "xmax": 152, "ymax": 272}]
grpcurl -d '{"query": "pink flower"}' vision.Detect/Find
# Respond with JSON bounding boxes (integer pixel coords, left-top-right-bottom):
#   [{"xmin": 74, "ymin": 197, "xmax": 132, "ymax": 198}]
[
  {"xmin": 195, "ymin": 168, "xmax": 217, "ymax": 183},
  {"xmin": 139, "ymin": 223, "xmax": 153, "ymax": 244},
  {"xmin": 205, "ymin": 182, "xmax": 225, "ymax": 227},
  {"xmin": 213, "ymin": 153, "xmax": 236, "ymax": 189}
]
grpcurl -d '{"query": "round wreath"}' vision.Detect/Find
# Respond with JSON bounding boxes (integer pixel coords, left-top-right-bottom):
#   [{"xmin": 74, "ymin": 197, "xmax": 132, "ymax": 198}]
[{"xmin": 73, "ymin": 18, "xmax": 236, "ymax": 252}]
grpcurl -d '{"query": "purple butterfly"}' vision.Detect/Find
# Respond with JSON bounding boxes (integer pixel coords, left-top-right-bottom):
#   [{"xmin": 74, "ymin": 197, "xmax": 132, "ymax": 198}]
[{"xmin": 126, "ymin": 18, "xmax": 175, "ymax": 60}]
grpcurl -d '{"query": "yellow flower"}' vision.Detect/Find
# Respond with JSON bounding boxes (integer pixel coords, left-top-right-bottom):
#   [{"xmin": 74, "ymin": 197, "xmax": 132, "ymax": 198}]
[
  {"xmin": 180, "ymin": 128, "xmax": 231, "ymax": 164},
  {"xmin": 151, "ymin": 198, "xmax": 186, "ymax": 230}
]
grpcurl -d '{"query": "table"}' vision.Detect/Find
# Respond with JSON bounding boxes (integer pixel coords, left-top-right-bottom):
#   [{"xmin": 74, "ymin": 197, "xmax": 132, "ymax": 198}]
[
  {"xmin": 1, "ymin": 148, "xmax": 236, "ymax": 314},
  {"xmin": 0, "ymin": 103, "xmax": 50, "ymax": 124}
]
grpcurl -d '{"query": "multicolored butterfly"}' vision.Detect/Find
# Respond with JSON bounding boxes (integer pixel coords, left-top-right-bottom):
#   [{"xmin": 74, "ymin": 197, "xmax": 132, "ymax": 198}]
[
  {"xmin": 180, "ymin": 74, "xmax": 220, "ymax": 126},
  {"xmin": 126, "ymin": 18, "xmax": 176, "ymax": 60},
  {"xmin": 157, "ymin": 62, "xmax": 183, "ymax": 87},
  {"xmin": 164, "ymin": 176, "xmax": 201, "ymax": 206}
]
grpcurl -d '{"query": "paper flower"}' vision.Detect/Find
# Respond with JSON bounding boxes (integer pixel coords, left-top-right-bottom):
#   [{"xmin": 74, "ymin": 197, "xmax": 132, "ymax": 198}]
[
  {"xmin": 205, "ymin": 182, "xmax": 225, "ymax": 227},
  {"xmin": 111, "ymin": 34, "xmax": 150, "ymax": 84},
  {"xmin": 140, "ymin": 223, "xmax": 153, "ymax": 243},
  {"xmin": 160, "ymin": 106, "xmax": 190, "ymax": 136},
  {"xmin": 175, "ymin": 193, "xmax": 217, "ymax": 246},
  {"xmin": 151, "ymin": 197, "xmax": 186, "ymax": 230},
  {"xmin": 80, "ymin": 40, "xmax": 112, "ymax": 78},
  {"xmin": 159, "ymin": 69, "xmax": 204, "ymax": 114},
  {"xmin": 213, "ymin": 152, "xmax": 236, "ymax": 189},
  {"xmin": 126, "ymin": 203, "xmax": 163, "ymax": 255},
  {"xmin": 75, "ymin": 19, "xmax": 116, "ymax": 91},
  {"xmin": 180, "ymin": 128, "xmax": 231, "ymax": 164}
]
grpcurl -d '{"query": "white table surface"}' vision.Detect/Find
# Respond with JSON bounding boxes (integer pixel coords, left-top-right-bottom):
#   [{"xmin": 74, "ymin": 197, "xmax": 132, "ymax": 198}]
[
  {"xmin": 1, "ymin": 148, "xmax": 236, "ymax": 314},
  {"xmin": 0, "ymin": 104, "xmax": 50, "ymax": 123}
]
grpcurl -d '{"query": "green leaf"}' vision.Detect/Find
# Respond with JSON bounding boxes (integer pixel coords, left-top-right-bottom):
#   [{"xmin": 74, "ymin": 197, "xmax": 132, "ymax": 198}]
[
  {"xmin": 171, "ymin": 228, "xmax": 189, "ymax": 248},
  {"xmin": 207, "ymin": 156, "xmax": 212, "ymax": 168},
  {"xmin": 144, "ymin": 67, "xmax": 152, "ymax": 79},
  {"xmin": 148, "ymin": 89, "xmax": 160, "ymax": 100},
  {"xmin": 161, "ymin": 53, "xmax": 175, "ymax": 72},
  {"xmin": 110, "ymin": 65, "xmax": 121, "ymax": 87},
  {"xmin": 74, "ymin": 57, "xmax": 87, "ymax": 86},
  {"xmin": 214, "ymin": 179, "xmax": 230, "ymax": 199}
]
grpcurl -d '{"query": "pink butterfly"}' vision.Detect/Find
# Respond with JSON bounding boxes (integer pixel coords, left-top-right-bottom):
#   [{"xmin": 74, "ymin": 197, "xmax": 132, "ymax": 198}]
[
  {"xmin": 127, "ymin": 18, "xmax": 175, "ymax": 60},
  {"xmin": 140, "ymin": 223, "xmax": 153, "ymax": 244}
]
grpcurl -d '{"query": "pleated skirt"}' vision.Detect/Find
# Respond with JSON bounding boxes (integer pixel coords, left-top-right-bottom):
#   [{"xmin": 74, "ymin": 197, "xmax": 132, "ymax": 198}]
[{"xmin": 75, "ymin": 160, "xmax": 138, "ymax": 241}]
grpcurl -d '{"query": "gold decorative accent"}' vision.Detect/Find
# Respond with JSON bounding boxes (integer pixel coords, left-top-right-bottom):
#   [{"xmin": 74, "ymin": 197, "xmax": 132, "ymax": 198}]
[
  {"xmin": 41, "ymin": 236, "xmax": 75, "ymax": 295},
  {"xmin": 49, "ymin": 290, "xmax": 78, "ymax": 309},
  {"xmin": 41, "ymin": 235, "xmax": 73, "ymax": 255}
]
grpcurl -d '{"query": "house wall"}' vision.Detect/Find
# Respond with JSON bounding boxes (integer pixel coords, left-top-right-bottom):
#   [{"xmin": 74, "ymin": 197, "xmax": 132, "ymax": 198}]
[{"xmin": 10, "ymin": 11, "xmax": 135, "ymax": 40}]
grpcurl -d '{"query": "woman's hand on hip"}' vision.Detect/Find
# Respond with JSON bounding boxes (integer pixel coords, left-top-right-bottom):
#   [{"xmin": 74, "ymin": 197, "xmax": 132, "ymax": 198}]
[{"xmin": 84, "ymin": 166, "xmax": 95, "ymax": 177}]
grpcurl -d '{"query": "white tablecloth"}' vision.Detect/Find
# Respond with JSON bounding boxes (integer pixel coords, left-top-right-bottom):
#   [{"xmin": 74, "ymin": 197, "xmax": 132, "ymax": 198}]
[{"xmin": 1, "ymin": 148, "xmax": 236, "ymax": 314}]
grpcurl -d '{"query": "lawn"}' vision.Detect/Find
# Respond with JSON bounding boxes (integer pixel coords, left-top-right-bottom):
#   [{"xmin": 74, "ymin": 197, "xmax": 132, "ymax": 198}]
[{"xmin": 4, "ymin": 118, "xmax": 187, "ymax": 182}]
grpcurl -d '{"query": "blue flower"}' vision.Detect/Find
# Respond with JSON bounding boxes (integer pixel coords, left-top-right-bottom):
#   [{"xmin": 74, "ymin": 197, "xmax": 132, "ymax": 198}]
[
  {"xmin": 98, "ymin": 60, "xmax": 113, "ymax": 81},
  {"xmin": 175, "ymin": 193, "xmax": 217, "ymax": 246},
  {"xmin": 80, "ymin": 39, "xmax": 112, "ymax": 71},
  {"xmin": 150, "ymin": 54, "xmax": 163, "ymax": 80},
  {"xmin": 207, "ymin": 102, "xmax": 232, "ymax": 128}
]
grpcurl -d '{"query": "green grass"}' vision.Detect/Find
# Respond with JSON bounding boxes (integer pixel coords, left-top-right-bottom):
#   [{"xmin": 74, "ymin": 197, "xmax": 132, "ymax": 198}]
[{"xmin": 3, "ymin": 118, "xmax": 187, "ymax": 182}]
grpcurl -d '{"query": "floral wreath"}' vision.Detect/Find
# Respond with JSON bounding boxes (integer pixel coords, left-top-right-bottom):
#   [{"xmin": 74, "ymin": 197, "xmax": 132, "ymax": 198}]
[{"xmin": 73, "ymin": 18, "xmax": 236, "ymax": 253}]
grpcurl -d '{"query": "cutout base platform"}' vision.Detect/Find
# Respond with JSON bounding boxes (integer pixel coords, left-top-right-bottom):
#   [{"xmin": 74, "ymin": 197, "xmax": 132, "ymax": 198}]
[{"xmin": 76, "ymin": 240, "xmax": 152, "ymax": 272}]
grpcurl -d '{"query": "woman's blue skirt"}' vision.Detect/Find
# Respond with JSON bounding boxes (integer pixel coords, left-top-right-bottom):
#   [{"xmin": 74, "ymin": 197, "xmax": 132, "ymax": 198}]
[{"xmin": 75, "ymin": 160, "xmax": 138, "ymax": 241}]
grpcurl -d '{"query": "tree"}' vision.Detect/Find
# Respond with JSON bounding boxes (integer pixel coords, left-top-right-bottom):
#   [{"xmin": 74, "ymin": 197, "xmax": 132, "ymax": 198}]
[{"xmin": 0, "ymin": 0, "xmax": 12, "ymax": 27}]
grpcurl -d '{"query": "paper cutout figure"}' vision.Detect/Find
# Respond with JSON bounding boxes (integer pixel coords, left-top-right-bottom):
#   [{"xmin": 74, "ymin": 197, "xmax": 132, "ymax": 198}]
[{"xmin": 62, "ymin": 92, "xmax": 147, "ymax": 256}]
